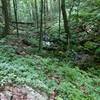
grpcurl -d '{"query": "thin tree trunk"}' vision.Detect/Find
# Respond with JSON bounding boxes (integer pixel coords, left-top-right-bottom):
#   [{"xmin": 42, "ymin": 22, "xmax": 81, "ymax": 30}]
[
  {"xmin": 59, "ymin": 0, "xmax": 61, "ymax": 38},
  {"xmin": 8, "ymin": 0, "xmax": 12, "ymax": 21},
  {"xmin": 35, "ymin": 0, "xmax": 39, "ymax": 30},
  {"xmin": 45, "ymin": 0, "xmax": 49, "ymax": 19},
  {"xmin": 39, "ymin": 0, "xmax": 43, "ymax": 52},
  {"xmin": 76, "ymin": 0, "xmax": 80, "ymax": 46},
  {"xmin": 13, "ymin": 0, "xmax": 19, "ymax": 37},
  {"xmin": 31, "ymin": 2, "xmax": 35, "ymax": 22},
  {"xmin": 43, "ymin": 0, "xmax": 46, "ymax": 33}
]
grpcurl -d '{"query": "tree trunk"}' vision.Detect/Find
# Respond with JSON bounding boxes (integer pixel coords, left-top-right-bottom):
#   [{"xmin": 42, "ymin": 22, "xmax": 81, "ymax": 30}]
[
  {"xmin": 35, "ymin": 0, "xmax": 39, "ymax": 30},
  {"xmin": 61, "ymin": 0, "xmax": 70, "ymax": 50},
  {"xmin": 1, "ymin": 0, "xmax": 10, "ymax": 35},
  {"xmin": 8, "ymin": 0, "xmax": 12, "ymax": 21},
  {"xmin": 59, "ymin": 0, "xmax": 61, "ymax": 38},
  {"xmin": 13, "ymin": 0, "xmax": 19, "ymax": 37},
  {"xmin": 39, "ymin": 0, "xmax": 43, "ymax": 52}
]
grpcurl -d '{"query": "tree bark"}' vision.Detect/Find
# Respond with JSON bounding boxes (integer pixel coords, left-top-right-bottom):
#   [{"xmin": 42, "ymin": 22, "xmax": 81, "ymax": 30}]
[
  {"xmin": 39, "ymin": 0, "xmax": 43, "ymax": 52},
  {"xmin": 61, "ymin": 0, "xmax": 70, "ymax": 50},
  {"xmin": 35, "ymin": 0, "xmax": 39, "ymax": 30},
  {"xmin": 59, "ymin": 0, "xmax": 61, "ymax": 38},
  {"xmin": 13, "ymin": 0, "xmax": 19, "ymax": 37},
  {"xmin": 1, "ymin": 0, "xmax": 10, "ymax": 35}
]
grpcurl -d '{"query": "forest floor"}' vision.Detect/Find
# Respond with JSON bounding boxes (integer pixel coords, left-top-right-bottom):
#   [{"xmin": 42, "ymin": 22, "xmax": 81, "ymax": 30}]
[{"xmin": 0, "ymin": 35, "xmax": 100, "ymax": 100}]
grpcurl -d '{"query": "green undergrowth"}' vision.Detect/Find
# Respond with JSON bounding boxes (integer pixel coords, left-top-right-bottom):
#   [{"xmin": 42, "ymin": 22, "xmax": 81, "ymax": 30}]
[{"xmin": 0, "ymin": 46, "xmax": 100, "ymax": 100}]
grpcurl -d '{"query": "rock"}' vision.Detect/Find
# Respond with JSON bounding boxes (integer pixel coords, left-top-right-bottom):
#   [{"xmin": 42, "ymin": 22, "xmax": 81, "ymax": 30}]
[
  {"xmin": 0, "ymin": 85, "xmax": 48, "ymax": 100},
  {"xmin": 43, "ymin": 41, "xmax": 51, "ymax": 47},
  {"xmin": 25, "ymin": 85, "xmax": 48, "ymax": 100},
  {"xmin": 0, "ymin": 93, "xmax": 8, "ymax": 100},
  {"xmin": 75, "ymin": 53, "xmax": 94, "ymax": 68},
  {"xmin": 4, "ymin": 91, "xmax": 12, "ymax": 100}
]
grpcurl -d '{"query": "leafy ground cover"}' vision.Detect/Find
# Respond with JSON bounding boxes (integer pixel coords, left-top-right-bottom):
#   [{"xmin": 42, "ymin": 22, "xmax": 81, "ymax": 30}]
[{"xmin": 0, "ymin": 37, "xmax": 100, "ymax": 100}]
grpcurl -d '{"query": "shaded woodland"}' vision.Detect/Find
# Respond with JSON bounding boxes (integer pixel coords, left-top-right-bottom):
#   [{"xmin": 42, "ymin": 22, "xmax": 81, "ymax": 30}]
[{"xmin": 0, "ymin": 0, "xmax": 100, "ymax": 100}]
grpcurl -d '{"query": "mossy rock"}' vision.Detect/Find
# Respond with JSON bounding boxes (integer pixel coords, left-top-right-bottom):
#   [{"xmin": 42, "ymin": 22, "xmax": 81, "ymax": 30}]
[{"xmin": 84, "ymin": 41, "xmax": 97, "ymax": 50}]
